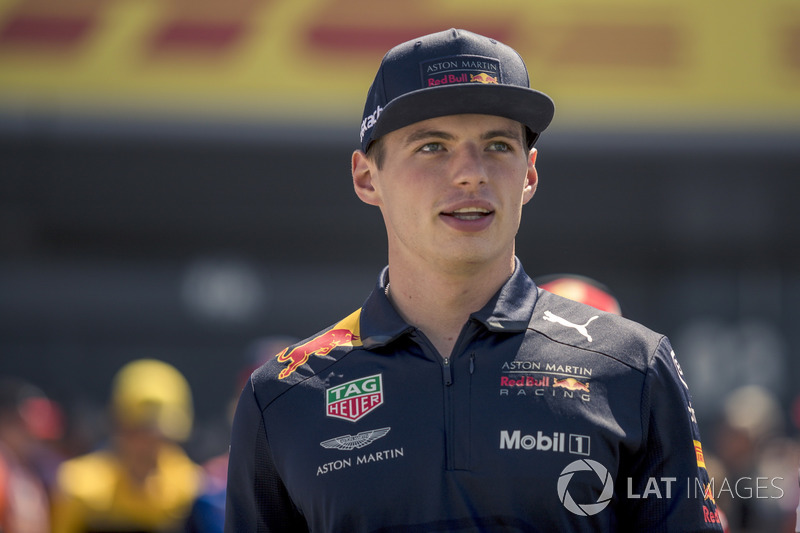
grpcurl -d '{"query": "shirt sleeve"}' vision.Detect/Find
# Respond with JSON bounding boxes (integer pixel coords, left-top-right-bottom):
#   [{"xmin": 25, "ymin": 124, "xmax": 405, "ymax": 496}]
[
  {"xmin": 618, "ymin": 337, "xmax": 724, "ymax": 532},
  {"xmin": 224, "ymin": 379, "xmax": 307, "ymax": 533}
]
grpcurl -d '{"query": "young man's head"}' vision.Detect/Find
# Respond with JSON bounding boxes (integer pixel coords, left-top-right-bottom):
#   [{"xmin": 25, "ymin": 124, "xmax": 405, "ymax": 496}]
[{"xmin": 352, "ymin": 29, "xmax": 555, "ymax": 272}]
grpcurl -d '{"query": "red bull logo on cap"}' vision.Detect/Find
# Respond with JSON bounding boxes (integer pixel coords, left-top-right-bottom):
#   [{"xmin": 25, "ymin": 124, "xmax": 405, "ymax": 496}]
[
  {"xmin": 470, "ymin": 72, "xmax": 498, "ymax": 84},
  {"xmin": 276, "ymin": 309, "xmax": 362, "ymax": 380},
  {"xmin": 553, "ymin": 378, "xmax": 590, "ymax": 393}
]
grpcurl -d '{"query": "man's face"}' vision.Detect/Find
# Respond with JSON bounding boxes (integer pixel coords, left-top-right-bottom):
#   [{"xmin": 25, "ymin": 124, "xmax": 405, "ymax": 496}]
[{"xmin": 352, "ymin": 114, "xmax": 538, "ymax": 273}]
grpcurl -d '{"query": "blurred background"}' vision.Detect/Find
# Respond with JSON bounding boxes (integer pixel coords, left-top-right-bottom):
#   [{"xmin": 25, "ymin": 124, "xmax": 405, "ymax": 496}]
[{"xmin": 0, "ymin": 0, "xmax": 798, "ymax": 530}]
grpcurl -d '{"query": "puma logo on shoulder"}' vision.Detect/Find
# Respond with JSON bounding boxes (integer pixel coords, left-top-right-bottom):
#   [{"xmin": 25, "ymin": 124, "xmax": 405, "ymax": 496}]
[{"xmin": 542, "ymin": 311, "xmax": 599, "ymax": 342}]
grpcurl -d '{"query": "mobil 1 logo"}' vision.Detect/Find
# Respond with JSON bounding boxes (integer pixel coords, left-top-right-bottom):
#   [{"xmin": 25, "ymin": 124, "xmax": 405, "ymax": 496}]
[{"xmin": 500, "ymin": 429, "xmax": 591, "ymax": 456}]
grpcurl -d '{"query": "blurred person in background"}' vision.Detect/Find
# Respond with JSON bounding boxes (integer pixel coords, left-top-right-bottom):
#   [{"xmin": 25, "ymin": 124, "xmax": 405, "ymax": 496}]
[
  {"xmin": 0, "ymin": 376, "xmax": 63, "ymax": 533},
  {"xmin": 535, "ymin": 273, "xmax": 622, "ymax": 316},
  {"xmin": 52, "ymin": 359, "xmax": 204, "ymax": 533},
  {"xmin": 184, "ymin": 336, "xmax": 296, "ymax": 533},
  {"xmin": 712, "ymin": 385, "xmax": 798, "ymax": 533}
]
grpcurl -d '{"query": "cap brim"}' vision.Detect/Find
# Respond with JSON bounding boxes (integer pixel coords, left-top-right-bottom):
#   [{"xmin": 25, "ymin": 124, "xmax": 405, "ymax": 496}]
[{"xmin": 371, "ymin": 84, "xmax": 555, "ymax": 147}]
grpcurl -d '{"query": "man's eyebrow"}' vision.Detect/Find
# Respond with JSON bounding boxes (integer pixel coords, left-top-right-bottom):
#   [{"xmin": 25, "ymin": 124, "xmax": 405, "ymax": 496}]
[
  {"xmin": 403, "ymin": 129, "xmax": 455, "ymax": 145},
  {"xmin": 481, "ymin": 129, "xmax": 525, "ymax": 143}
]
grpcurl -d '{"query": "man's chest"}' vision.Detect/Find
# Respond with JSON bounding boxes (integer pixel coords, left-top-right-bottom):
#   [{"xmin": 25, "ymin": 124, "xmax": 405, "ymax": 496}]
[{"xmin": 263, "ymin": 340, "xmax": 645, "ymax": 528}]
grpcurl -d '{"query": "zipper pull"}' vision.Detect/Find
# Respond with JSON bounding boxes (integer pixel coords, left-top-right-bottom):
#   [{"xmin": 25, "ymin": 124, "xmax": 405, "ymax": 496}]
[
  {"xmin": 443, "ymin": 357, "xmax": 453, "ymax": 386},
  {"xmin": 469, "ymin": 353, "xmax": 475, "ymax": 375}
]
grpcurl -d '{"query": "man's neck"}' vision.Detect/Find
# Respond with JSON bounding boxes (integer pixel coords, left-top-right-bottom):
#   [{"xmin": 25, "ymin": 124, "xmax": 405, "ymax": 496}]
[{"xmin": 385, "ymin": 255, "xmax": 515, "ymax": 358}]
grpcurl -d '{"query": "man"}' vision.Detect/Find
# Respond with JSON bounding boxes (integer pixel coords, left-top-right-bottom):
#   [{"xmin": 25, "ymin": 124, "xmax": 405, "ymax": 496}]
[
  {"xmin": 225, "ymin": 28, "xmax": 722, "ymax": 532},
  {"xmin": 52, "ymin": 359, "xmax": 203, "ymax": 533}
]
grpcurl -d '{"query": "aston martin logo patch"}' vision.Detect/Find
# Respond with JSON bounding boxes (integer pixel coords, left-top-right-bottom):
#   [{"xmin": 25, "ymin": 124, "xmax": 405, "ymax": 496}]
[{"xmin": 320, "ymin": 427, "xmax": 391, "ymax": 451}]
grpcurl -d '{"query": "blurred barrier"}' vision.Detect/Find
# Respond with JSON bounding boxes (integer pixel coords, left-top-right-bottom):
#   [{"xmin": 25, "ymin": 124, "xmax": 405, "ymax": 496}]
[{"xmin": 0, "ymin": 0, "xmax": 798, "ymax": 131}]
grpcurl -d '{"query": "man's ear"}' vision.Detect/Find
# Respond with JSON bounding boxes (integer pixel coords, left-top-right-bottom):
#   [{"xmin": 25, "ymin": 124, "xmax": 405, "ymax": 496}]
[
  {"xmin": 522, "ymin": 148, "xmax": 539, "ymax": 205},
  {"xmin": 352, "ymin": 150, "xmax": 381, "ymax": 206}
]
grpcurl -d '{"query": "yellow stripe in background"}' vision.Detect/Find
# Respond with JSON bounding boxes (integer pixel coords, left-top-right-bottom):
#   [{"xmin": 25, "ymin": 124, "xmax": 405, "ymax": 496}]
[{"xmin": 0, "ymin": 0, "xmax": 797, "ymax": 129}]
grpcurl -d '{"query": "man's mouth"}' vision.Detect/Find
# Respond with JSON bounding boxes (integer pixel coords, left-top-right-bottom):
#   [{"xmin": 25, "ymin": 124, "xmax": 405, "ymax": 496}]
[{"xmin": 443, "ymin": 207, "xmax": 494, "ymax": 221}]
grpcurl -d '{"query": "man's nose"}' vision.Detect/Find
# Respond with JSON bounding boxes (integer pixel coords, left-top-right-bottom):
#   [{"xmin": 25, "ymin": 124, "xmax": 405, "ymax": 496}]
[{"xmin": 450, "ymin": 144, "xmax": 488, "ymax": 188}]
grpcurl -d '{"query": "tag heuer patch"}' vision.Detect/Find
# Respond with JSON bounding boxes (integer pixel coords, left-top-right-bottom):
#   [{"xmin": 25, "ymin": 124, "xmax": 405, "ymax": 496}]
[{"xmin": 326, "ymin": 374, "xmax": 383, "ymax": 422}]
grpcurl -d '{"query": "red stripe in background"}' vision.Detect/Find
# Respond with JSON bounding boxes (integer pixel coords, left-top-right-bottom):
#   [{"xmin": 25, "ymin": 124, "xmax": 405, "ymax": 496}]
[
  {"xmin": 306, "ymin": 25, "xmax": 513, "ymax": 53},
  {"xmin": 150, "ymin": 21, "xmax": 245, "ymax": 52},
  {"xmin": 0, "ymin": 15, "xmax": 94, "ymax": 47}
]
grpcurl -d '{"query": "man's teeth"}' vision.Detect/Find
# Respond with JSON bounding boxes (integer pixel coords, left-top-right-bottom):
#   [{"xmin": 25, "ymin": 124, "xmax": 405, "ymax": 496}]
[{"xmin": 449, "ymin": 207, "xmax": 491, "ymax": 220}]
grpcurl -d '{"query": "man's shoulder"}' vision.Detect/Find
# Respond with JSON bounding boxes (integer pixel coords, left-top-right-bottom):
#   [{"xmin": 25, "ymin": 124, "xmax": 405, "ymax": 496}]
[
  {"xmin": 250, "ymin": 308, "xmax": 364, "ymax": 402},
  {"xmin": 530, "ymin": 289, "xmax": 664, "ymax": 374}
]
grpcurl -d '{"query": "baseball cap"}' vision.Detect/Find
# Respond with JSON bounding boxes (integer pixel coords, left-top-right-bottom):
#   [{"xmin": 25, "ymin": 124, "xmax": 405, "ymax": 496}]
[{"xmin": 359, "ymin": 28, "xmax": 555, "ymax": 152}]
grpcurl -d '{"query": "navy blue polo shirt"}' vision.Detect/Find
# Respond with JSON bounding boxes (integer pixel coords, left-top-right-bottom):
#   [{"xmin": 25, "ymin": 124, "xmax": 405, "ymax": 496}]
[{"xmin": 225, "ymin": 259, "xmax": 723, "ymax": 532}]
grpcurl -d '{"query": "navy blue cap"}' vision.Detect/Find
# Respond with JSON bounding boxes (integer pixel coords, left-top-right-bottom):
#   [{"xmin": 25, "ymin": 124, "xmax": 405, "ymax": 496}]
[{"xmin": 359, "ymin": 28, "xmax": 555, "ymax": 152}]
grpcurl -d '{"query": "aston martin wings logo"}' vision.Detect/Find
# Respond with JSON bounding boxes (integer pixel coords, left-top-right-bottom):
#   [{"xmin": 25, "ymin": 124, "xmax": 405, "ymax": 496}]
[{"xmin": 320, "ymin": 427, "xmax": 391, "ymax": 451}]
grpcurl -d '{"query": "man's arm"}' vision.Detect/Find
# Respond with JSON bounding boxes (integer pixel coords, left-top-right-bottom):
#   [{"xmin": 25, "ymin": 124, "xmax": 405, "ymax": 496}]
[
  {"xmin": 619, "ymin": 338, "xmax": 724, "ymax": 532},
  {"xmin": 224, "ymin": 380, "xmax": 307, "ymax": 532}
]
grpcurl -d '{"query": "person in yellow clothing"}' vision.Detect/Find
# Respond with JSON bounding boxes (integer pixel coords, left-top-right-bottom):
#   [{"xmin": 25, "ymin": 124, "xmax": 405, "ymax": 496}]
[{"xmin": 52, "ymin": 359, "xmax": 204, "ymax": 533}]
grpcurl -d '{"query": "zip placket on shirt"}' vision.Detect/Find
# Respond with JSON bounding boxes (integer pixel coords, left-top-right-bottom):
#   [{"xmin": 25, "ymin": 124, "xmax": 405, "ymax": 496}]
[{"xmin": 420, "ymin": 320, "xmax": 479, "ymax": 472}]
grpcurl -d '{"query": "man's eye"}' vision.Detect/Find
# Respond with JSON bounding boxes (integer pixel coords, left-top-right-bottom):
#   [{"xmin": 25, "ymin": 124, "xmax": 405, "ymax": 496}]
[
  {"xmin": 488, "ymin": 141, "xmax": 511, "ymax": 152},
  {"xmin": 419, "ymin": 142, "xmax": 444, "ymax": 152}
]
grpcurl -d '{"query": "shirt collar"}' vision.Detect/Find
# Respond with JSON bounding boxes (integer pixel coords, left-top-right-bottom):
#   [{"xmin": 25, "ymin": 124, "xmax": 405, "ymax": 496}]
[{"xmin": 358, "ymin": 257, "xmax": 538, "ymax": 350}]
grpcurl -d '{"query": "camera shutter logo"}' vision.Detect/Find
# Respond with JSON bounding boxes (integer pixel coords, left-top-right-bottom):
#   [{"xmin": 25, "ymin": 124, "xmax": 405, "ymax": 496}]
[{"xmin": 557, "ymin": 459, "xmax": 614, "ymax": 516}]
